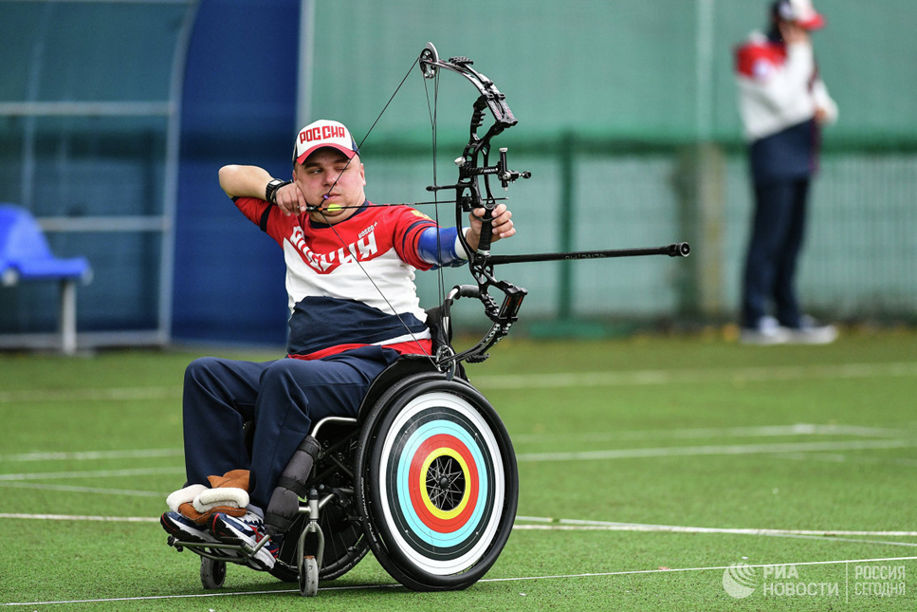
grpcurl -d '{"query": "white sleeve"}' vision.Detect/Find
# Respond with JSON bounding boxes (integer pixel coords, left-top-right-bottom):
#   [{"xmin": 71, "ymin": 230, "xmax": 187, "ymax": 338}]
[
  {"xmin": 812, "ymin": 78, "xmax": 838, "ymax": 124},
  {"xmin": 748, "ymin": 42, "xmax": 815, "ymax": 113},
  {"xmin": 737, "ymin": 41, "xmax": 822, "ymax": 140}
]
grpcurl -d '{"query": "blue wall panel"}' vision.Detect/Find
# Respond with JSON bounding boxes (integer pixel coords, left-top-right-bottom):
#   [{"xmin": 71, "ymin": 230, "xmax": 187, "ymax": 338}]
[{"xmin": 172, "ymin": 0, "xmax": 300, "ymax": 345}]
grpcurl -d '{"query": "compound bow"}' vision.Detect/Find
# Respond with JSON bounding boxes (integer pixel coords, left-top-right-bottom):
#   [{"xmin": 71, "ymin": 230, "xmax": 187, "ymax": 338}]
[
  {"xmin": 414, "ymin": 42, "xmax": 688, "ymax": 369},
  {"xmin": 321, "ymin": 42, "xmax": 690, "ymax": 373}
]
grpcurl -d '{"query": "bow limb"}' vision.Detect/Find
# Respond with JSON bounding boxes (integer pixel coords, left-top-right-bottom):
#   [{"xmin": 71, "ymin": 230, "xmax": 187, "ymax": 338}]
[{"xmin": 419, "ymin": 42, "xmax": 532, "ymax": 365}]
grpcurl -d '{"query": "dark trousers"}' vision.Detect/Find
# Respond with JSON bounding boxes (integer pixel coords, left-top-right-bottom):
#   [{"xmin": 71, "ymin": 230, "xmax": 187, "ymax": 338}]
[
  {"xmin": 181, "ymin": 346, "xmax": 398, "ymax": 508},
  {"xmin": 741, "ymin": 177, "xmax": 810, "ymax": 329}
]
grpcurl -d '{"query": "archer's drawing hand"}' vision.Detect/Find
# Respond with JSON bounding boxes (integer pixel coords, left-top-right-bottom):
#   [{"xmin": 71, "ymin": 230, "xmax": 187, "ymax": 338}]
[
  {"xmin": 275, "ymin": 182, "xmax": 309, "ymax": 215},
  {"xmin": 466, "ymin": 203, "xmax": 515, "ymax": 251}
]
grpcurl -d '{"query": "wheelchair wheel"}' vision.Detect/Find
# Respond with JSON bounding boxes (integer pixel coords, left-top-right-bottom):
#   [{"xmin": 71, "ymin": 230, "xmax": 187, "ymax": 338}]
[
  {"xmin": 200, "ymin": 557, "xmax": 226, "ymax": 589},
  {"xmin": 298, "ymin": 555, "xmax": 319, "ymax": 597},
  {"xmin": 356, "ymin": 376, "xmax": 518, "ymax": 591}
]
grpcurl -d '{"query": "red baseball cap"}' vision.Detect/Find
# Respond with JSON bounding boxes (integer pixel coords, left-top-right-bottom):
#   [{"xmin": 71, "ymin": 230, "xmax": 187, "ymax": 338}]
[
  {"xmin": 777, "ymin": 0, "xmax": 825, "ymax": 30},
  {"xmin": 292, "ymin": 119, "xmax": 359, "ymax": 165}
]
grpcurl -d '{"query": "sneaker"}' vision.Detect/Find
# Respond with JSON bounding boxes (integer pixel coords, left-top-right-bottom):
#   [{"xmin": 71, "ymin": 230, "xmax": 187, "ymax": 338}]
[
  {"xmin": 211, "ymin": 511, "xmax": 278, "ymax": 571},
  {"xmin": 161, "ymin": 511, "xmax": 217, "ymax": 545},
  {"xmin": 160, "ymin": 511, "xmax": 238, "ymax": 560},
  {"xmin": 785, "ymin": 316, "xmax": 838, "ymax": 345},
  {"xmin": 161, "ymin": 511, "xmax": 240, "ymax": 559},
  {"xmin": 739, "ymin": 316, "xmax": 790, "ymax": 345}
]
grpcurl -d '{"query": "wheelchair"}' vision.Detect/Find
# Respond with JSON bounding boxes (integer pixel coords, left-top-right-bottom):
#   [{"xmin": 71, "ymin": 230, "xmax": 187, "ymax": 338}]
[{"xmin": 165, "ymin": 296, "xmax": 520, "ymax": 597}]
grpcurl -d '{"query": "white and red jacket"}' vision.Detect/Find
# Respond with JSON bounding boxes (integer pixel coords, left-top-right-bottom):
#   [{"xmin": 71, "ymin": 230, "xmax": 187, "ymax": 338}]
[
  {"xmin": 234, "ymin": 197, "xmax": 439, "ymax": 359},
  {"xmin": 735, "ymin": 31, "xmax": 837, "ymax": 183},
  {"xmin": 735, "ymin": 30, "xmax": 837, "ymax": 141}
]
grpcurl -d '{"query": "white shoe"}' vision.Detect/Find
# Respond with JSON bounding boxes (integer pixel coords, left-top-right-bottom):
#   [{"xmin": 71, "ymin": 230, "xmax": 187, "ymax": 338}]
[
  {"xmin": 785, "ymin": 316, "xmax": 838, "ymax": 345},
  {"xmin": 160, "ymin": 511, "xmax": 238, "ymax": 559},
  {"xmin": 739, "ymin": 316, "xmax": 790, "ymax": 345},
  {"xmin": 211, "ymin": 511, "xmax": 278, "ymax": 571}
]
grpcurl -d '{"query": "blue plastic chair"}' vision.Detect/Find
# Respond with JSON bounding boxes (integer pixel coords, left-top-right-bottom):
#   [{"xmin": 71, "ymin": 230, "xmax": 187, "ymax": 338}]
[{"xmin": 0, "ymin": 204, "xmax": 92, "ymax": 354}]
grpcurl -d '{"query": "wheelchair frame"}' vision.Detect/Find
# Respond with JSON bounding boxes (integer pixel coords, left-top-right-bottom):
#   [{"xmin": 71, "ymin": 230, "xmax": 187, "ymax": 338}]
[{"xmin": 166, "ymin": 355, "xmax": 519, "ymax": 597}]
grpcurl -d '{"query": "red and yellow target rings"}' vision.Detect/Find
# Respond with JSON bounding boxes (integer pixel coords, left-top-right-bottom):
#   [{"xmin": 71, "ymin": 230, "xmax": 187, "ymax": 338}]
[{"xmin": 407, "ymin": 433, "xmax": 479, "ymax": 532}]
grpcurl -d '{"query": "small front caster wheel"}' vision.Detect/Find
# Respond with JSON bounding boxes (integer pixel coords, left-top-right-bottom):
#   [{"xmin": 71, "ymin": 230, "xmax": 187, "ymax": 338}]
[
  {"xmin": 299, "ymin": 555, "xmax": 319, "ymax": 597},
  {"xmin": 200, "ymin": 557, "xmax": 226, "ymax": 589}
]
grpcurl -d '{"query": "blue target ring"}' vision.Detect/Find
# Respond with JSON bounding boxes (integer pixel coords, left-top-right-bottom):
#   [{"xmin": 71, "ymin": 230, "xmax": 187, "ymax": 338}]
[{"xmin": 394, "ymin": 419, "xmax": 489, "ymax": 547}]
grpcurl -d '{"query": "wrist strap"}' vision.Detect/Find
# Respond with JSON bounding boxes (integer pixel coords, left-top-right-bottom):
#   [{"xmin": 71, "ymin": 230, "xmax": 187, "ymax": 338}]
[{"xmin": 265, "ymin": 178, "xmax": 291, "ymax": 204}]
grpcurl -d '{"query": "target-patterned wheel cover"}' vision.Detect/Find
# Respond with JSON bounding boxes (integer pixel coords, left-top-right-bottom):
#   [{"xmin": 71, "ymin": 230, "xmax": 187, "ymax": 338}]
[{"xmin": 376, "ymin": 390, "xmax": 506, "ymax": 575}]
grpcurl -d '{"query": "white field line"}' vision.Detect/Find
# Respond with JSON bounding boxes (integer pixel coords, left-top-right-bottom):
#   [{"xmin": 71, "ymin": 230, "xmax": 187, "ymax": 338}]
[
  {"xmin": 4, "ymin": 512, "xmax": 915, "ymax": 548},
  {"xmin": 0, "ymin": 386, "xmax": 181, "ymax": 403},
  {"xmin": 744, "ymin": 532, "xmax": 917, "ymax": 549},
  {"xmin": 8, "ymin": 439, "xmax": 906, "ymax": 482},
  {"xmin": 775, "ymin": 451, "xmax": 917, "ymax": 467},
  {"xmin": 0, "ymin": 466, "xmax": 184, "ymax": 481},
  {"xmin": 512, "ymin": 423, "xmax": 905, "ymax": 444},
  {"xmin": 513, "ymin": 525, "xmax": 917, "ymax": 548},
  {"xmin": 0, "ymin": 513, "xmax": 158, "ymax": 522},
  {"xmin": 5, "ymin": 511, "xmax": 915, "ymax": 539},
  {"xmin": 473, "ymin": 361, "xmax": 917, "ymax": 389},
  {"xmin": 0, "ymin": 423, "xmax": 904, "ymax": 466},
  {"xmin": 0, "ymin": 482, "xmax": 162, "ymax": 497},
  {"xmin": 4, "ymin": 556, "xmax": 917, "ymax": 607},
  {"xmin": 1, "ymin": 361, "xmax": 914, "ymax": 406},
  {"xmin": 516, "ymin": 438, "xmax": 917, "ymax": 462},
  {"xmin": 514, "ymin": 516, "xmax": 917, "ymax": 538},
  {"xmin": 0, "ymin": 448, "xmax": 183, "ymax": 462},
  {"xmin": 3, "ymin": 436, "xmax": 913, "ymax": 482}
]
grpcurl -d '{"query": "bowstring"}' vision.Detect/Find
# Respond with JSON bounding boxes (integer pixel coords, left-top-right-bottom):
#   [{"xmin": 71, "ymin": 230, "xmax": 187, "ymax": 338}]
[{"xmin": 424, "ymin": 59, "xmax": 449, "ymax": 319}]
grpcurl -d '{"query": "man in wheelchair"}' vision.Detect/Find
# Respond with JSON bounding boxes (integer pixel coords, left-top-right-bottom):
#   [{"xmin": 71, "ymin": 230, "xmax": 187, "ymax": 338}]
[{"xmin": 159, "ymin": 119, "xmax": 516, "ymax": 574}]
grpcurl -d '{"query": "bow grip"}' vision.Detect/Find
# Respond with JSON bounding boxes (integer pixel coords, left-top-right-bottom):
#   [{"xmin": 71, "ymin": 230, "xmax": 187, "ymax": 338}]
[{"xmin": 475, "ymin": 206, "xmax": 494, "ymax": 254}]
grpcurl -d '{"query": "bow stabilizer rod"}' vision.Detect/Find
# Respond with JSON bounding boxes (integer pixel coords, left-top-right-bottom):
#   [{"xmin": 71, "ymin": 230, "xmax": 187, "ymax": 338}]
[{"xmin": 488, "ymin": 242, "xmax": 691, "ymax": 265}]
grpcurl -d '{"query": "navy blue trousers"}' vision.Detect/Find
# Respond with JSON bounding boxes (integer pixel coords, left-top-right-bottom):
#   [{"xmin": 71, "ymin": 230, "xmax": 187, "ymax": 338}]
[
  {"xmin": 741, "ymin": 177, "xmax": 810, "ymax": 329},
  {"xmin": 181, "ymin": 346, "xmax": 398, "ymax": 508}
]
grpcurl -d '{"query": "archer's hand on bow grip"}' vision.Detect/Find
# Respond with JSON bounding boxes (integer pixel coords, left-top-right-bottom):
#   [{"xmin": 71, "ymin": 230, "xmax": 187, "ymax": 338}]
[
  {"xmin": 468, "ymin": 203, "xmax": 514, "ymax": 253},
  {"xmin": 476, "ymin": 207, "xmax": 494, "ymax": 254}
]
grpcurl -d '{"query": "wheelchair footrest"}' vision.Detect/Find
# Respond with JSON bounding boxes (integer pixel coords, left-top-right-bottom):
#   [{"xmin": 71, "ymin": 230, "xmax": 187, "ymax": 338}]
[{"xmin": 166, "ymin": 536, "xmax": 268, "ymax": 569}]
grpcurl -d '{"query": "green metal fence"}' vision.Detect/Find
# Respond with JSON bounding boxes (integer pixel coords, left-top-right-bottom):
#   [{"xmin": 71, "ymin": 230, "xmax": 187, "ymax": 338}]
[{"xmin": 306, "ymin": 0, "xmax": 917, "ymax": 329}]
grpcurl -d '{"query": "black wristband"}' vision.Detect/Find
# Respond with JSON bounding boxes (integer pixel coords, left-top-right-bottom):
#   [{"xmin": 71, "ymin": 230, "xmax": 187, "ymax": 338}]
[{"xmin": 265, "ymin": 179, "xmax": 291, "ymax": 204}]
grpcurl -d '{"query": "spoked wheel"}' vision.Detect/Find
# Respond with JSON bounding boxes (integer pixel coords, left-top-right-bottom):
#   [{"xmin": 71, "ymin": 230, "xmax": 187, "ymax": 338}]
[
  {"xmin": 200, "ymin": 556, "xmax": 226, "ymax": 589},
  {"xmin": 356, "ymin": 376, "xmax": 518, "ymax": 591},
  {"xmin": 298, "ymin": 555, "xmax": 319, "ymax": 597}
]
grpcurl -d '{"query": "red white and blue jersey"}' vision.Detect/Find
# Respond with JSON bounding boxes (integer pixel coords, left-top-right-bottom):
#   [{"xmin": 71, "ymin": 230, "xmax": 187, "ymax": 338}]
[{"xmin": 234, "ymin": 198, "xmax": 438, "ymax": 359}]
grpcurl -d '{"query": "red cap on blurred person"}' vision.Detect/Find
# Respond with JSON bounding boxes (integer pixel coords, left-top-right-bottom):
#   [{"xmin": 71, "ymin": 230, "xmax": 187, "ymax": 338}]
[{"xmin": 775, "ymin": 0, "xmax": 825, "ymax": 30}]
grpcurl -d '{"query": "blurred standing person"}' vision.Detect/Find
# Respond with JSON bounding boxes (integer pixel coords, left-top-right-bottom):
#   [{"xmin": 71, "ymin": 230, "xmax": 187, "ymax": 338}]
[{"xmin": 735, "ymin": 0, "xmax": 838, "ymax": 344}]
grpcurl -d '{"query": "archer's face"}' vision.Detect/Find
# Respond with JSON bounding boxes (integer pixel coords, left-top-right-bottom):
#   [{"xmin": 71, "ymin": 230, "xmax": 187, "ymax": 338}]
[{"xmin": 293, "ymin": 148, "xmax": 366, "ymax": 224}]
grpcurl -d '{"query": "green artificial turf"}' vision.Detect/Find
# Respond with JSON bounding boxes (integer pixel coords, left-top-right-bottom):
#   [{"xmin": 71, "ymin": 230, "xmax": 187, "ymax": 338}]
[{"xmin": 1, "ymin": 329, "xmax": 915, "ymax": 610}]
